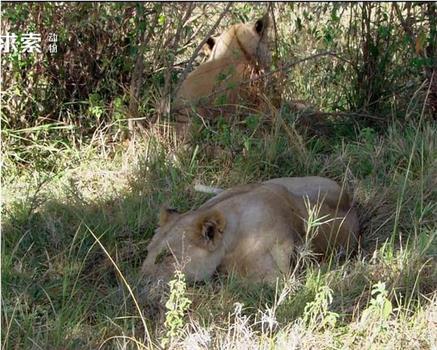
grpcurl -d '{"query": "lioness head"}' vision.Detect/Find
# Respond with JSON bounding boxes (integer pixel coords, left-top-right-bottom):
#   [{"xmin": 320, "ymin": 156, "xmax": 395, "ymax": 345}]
[
  {"xmin": 205, "ymin": 14, "xmax": 271, "ymax": 67},
  {"xmin": 141, "ymin": 206, "xmax": 227, "ymax": 283}
]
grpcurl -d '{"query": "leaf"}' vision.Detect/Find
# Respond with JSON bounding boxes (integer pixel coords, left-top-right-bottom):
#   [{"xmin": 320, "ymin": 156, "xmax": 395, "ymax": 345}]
[
  {"xmin": 382, "ymin": 299, "xmax": 392, "ymax": 319},
  {"xmin": 158, "ymin": 14, "xmax": 166, "ymax": 26}
]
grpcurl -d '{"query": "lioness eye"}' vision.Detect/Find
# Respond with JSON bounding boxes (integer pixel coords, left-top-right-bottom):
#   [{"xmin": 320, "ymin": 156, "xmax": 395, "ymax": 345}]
[{"xmin": 154, "ymin": 249, "xmax": 171, "ymax": 265}]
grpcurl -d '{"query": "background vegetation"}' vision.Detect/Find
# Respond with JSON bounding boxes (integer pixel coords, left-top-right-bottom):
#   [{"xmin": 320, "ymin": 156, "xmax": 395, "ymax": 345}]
[{"xmin": 2, "ymin": 2, "xmax": 436, "ymax": 349}]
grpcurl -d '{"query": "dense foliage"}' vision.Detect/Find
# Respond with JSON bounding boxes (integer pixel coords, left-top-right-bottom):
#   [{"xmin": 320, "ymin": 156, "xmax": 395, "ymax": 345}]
[{"xmin": 2, "ymin": 3, "xmax": 435, "ymax": 171}]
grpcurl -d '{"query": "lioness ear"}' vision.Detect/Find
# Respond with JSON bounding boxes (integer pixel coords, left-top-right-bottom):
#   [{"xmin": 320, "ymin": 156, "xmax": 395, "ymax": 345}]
[
  {"xmin": 195, "ymin": 209, "xmax": 226, "ymax": 251},
  {"xmin": 202, "ymin": 37, "xmax": 215, "ymax": 56},
  {"xmin": 206, "ymin": 37, "xmax": 215, "ymax": 50},
  {"xmin": 159, "ymin": 207, "xmax": 179, "ymax": 226},
  {"xmin": 255, "ymin": 14, "xmax": 269, "ymax": 35}
]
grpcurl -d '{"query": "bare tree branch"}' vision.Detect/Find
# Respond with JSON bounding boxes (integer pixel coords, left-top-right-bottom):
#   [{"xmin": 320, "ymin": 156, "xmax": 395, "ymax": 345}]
[
  {"xmin": 127, "ymin": 5, "xmax": 160, "ymax": 136},
  {"xmin": 162, "ymin": 3, "xmax": 196, "ymax": 107}
]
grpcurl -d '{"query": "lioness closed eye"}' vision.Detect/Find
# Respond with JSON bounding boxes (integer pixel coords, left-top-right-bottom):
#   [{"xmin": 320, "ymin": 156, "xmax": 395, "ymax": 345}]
[{"xmin": 141, "ymin": 176, "xmax": 360, "ymax": 283}]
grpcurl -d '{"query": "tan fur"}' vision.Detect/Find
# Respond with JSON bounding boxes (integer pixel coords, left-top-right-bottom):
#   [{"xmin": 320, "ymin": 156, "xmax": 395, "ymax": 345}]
[
  {"xmin": 141, "ymin": 176, "xmax": 360, "ymax": 283},
  {"xmin": 174, "ymin": 15, "xmax": 271, "ymax": 115}
]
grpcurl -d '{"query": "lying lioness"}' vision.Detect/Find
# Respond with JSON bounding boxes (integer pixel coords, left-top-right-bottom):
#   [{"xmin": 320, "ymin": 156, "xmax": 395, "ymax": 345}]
[{"xmin": 141, "ymin": 177, "xmax": 359, "ymax": 283}]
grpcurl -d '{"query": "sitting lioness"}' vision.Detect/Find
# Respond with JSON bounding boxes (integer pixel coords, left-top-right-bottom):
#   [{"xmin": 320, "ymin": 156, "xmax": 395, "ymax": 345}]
[
  {"xmin": 174, "ymin": 14, "xmax": 271, "ymax": 116},
  {"xmin": 141, "ymin": 177, "xmax": 360, "ymax": 283}
]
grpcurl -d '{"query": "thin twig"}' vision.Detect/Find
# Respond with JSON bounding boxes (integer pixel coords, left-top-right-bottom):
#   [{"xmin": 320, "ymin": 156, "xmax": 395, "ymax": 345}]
[
  {"xmin": 162, "ymin": 3, "xmax": 195, "ymax": 104},
  {"xmin": 269, "ymin": 3, "xmax": 280, "ymax": 64}
]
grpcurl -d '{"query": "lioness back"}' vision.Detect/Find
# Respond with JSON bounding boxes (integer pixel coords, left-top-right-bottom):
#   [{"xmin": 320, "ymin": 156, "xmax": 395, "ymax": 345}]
[{"xmin": 264, "ymin": 176, "xmax": 353, "ymax": 211}]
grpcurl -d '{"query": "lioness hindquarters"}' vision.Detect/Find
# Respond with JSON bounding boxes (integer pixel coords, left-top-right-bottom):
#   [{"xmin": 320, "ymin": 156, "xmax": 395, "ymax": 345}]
[
  {"xmin": 266, "ymin": 177, "xmax": 359, "ymax": 254},
  {"xmin": 298, "ymin": 195, "xmax": 359, "ymax": 256}
]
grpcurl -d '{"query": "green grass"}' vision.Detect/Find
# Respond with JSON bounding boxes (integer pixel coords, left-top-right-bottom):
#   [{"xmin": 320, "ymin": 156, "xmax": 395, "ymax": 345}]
[{"xmin": 2, "ymin": 104, "xmax": 436, "ymax": 349}]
